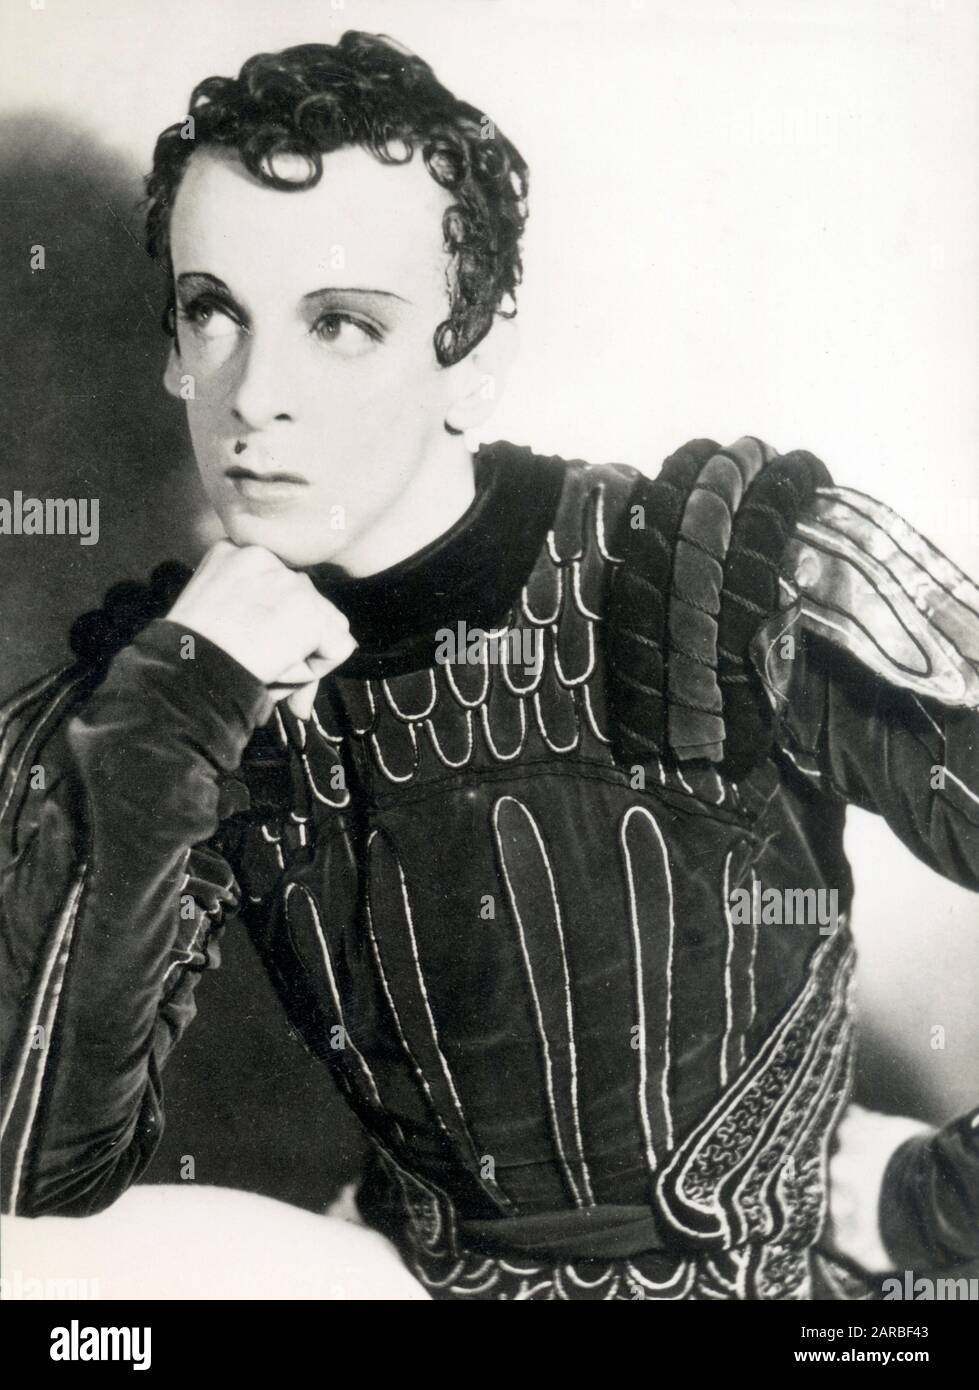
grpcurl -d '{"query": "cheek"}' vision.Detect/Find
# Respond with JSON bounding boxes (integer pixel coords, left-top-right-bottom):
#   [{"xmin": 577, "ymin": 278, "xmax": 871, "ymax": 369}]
[
  {"xmin": 312, "ymin": 347, "xmax": 446, "ymax": 436},
  {"xmin": 302, "ymin": 354, "xmax": 450, "ymax": 490},
  {"xmin": 184, "ymin": 433, "xmax": 225, "ymax": 515},
  {"xmin": 183, "ymin": 393, "xmax": 228, "ymax": 463},
  {"xmin": 180, "ymin": 335, "xmax": 451, "ymax": 532}
]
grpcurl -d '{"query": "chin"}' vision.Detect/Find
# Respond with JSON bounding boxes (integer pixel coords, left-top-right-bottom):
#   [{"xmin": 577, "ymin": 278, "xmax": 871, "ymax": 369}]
[{"xmin": 222, "ymin": 511, "xmax": 350, "ymax": 569}]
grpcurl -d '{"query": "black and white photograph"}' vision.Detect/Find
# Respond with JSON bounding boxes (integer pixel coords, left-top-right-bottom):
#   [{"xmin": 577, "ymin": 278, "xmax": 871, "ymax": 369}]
[{"xmin": 0, "ymin": 0, "xmax": 977, "ymax": 1348}]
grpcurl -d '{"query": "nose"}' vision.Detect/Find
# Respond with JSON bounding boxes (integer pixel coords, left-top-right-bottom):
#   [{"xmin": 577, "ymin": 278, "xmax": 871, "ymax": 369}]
[{"xmin": 229, "ymin": 333, "xmax": 296, "ymax": 431}]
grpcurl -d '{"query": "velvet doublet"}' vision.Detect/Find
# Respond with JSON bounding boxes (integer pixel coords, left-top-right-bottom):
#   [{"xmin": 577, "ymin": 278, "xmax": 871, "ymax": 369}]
[{"xmin": 2, "ymin": 438, "xmax": 977, "ymax": 1300}]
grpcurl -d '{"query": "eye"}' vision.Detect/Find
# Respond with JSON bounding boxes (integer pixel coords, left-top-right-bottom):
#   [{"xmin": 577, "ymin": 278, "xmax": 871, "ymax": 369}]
[
  {"xmin": 312, "ymin": 312, "xmax": 382, "ymax": 357},
  {"xmin": 176, "ymin": 297, "xmax": 241, "ymax": 340}
]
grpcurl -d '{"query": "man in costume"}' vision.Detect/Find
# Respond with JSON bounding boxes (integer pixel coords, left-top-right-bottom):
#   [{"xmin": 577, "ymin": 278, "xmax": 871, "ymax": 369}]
[{"xmin": 1, "ymin": 33, "xmax": 976, "ymax": 1300}]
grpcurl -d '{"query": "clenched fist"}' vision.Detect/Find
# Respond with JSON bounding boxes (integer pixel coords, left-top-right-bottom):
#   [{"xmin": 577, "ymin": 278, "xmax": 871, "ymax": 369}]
[{"xmin": 166, "ymin": 540, "xmax": 357, "ymax": 720}]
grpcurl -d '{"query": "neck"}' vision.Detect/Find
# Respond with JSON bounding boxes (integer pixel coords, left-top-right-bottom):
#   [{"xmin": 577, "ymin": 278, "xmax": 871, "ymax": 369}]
[
  {"xmin": 306, "ymin": 438, "xmax": 569, "ymax": 676},
  {"xmin": 329, "ymin": 430, "xmax": 476, "ymax": 579}
]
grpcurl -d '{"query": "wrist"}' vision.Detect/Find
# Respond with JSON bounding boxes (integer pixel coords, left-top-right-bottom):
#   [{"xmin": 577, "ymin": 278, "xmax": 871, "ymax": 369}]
[
  {"xmin": 71, "ymin": 619, "xmax": 273, "ymax": 783},
  {"xmin": 134, "ymin": 619, "xmax": 274, "ymax": 753}
]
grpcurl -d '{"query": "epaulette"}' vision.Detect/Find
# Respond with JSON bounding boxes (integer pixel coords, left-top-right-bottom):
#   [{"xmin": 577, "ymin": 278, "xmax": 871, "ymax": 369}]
[
  {"xmin": 605, "ymin": 436, "xmax": 831, "ymax": 776},
  {"xmin": 765, "ymin": 487, "xmax": 979, "ymax": 709}
]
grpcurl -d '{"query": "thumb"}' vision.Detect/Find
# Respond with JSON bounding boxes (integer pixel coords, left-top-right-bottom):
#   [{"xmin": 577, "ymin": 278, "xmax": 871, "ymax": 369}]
[{"xmin": 286, "ymin": 680, "xmax": 320, "ymax": 723}]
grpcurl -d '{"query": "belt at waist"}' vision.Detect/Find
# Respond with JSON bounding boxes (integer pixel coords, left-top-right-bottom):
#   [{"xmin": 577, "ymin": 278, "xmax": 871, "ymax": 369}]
[{"xmin": 458, "ymin": 1204, "xmax": 689, "ymax": 1260}]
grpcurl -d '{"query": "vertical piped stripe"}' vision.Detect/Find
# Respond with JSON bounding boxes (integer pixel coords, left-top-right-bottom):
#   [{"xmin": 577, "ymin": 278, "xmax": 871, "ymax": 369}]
[
  {"xmin": 721, "ymin": 851, "xmax": 736, "ymax": 1090},
  {"xmin": 0, "ymin": 676, "xmax": 86, "ymax": 825},
  {"xmin": 366, "ymin": 830, "xmax": 513, "ymax": 1212},
  {"xmin": 619, "ymin": 805, "xmax": 676, "ymax": 1175},
  {"xmin": 5, "ymin": 864, "xmax": 88, "ymax": 1212},
  {"xmin": 284, "ymin": 883, "xmax": 387, "ymax": 1115},
  {"xmin": 492, "ymin": 796, "xmax": 595, "ymax": 1207},
  {"xmin": 721, "ymin": 850, "xmax": 761, "ymax": 1085},
  {"xmin": 0, "ymin": 665, "xmax": 74, "ymax": 763}
]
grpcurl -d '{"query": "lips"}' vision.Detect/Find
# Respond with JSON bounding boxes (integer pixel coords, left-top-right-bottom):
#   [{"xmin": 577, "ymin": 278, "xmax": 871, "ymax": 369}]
[
  {"xmin": 225, "ymin": 464, "xmax": 309, "ymax": 486},
  {"xmin": 225, "ymin": 465, "xmax": 310, "ymax": 506}
]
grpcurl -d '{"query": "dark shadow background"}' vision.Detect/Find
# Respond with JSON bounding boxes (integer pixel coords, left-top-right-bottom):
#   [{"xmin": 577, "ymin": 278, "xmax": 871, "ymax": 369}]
[
  {"xmin": 0, "ymin": 116, "xmax": 955, "ymax": 1217},
  {"xmin": 0, "ymin": 116, "xmax": 364, "ymax": 1213}
]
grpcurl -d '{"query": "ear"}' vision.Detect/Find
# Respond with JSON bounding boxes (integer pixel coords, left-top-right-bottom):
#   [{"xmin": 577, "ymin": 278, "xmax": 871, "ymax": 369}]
[
  {"xmin": 443, "ymin": 315, "xmax": 519, "ymax": 433},
  {"xmin": 163, "ymin": 340, "xmax": 185, "ymax": 400}
]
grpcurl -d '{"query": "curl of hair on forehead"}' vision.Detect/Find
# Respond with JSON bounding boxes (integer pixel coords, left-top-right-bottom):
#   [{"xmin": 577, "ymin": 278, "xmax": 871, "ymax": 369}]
[{"xmin": 144, "ymin": 32, "xmax": 529, "ymax": 367}]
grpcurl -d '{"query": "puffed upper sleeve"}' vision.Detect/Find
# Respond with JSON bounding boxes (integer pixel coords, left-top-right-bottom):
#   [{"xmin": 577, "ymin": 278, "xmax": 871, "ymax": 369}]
[{"xmin": 753, "ymin": 487, "xmax": 979, "ymax": 888}]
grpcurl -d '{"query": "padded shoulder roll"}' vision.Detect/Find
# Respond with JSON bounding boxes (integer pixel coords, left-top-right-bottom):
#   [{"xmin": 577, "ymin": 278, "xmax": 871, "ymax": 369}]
[{"xmin": 605, "ymin": 436, "xmax": 832, "ymax": 776}]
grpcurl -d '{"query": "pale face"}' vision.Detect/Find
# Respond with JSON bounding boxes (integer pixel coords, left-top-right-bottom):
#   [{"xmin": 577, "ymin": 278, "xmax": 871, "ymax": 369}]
[{"xmin": 165, "ymin": 144, "xmax": 471, "ymax": 568}]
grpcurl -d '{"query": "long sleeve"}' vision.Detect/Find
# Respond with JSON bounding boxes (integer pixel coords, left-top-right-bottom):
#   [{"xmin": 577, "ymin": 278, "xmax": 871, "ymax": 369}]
[
  {"xmin": 744, "ymin": 477, "xmax": 979, "ymax": 886},
  {"xmin": 770, "ymin": 631, "xmax": 979, "ymax": 892},
  {"xmin": 772, "ymin": 629, "xmax": 979, "ymax": 1264},
  {"xmin": 0, "ymin": 618, "xmax": 271, "ymax": 1217},
  {"xmin": 756, "ymin": 487, "xmax": 979, "ymax": 1267}
]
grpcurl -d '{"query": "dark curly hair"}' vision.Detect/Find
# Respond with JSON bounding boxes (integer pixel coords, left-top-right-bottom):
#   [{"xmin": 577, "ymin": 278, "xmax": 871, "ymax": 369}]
[{"xmin": 144, "ymin": 32, "xmax": 529, "ymax": 366}]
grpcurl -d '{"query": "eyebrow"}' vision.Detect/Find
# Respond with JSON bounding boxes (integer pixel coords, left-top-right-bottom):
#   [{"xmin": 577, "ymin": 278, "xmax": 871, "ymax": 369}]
[{"xmin": 176, "ymin": 272, "xmax": 411, "ymax": 306}]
